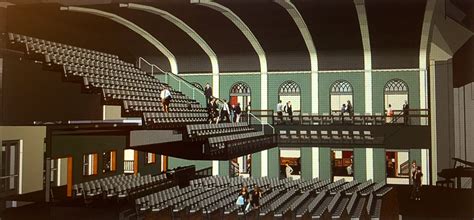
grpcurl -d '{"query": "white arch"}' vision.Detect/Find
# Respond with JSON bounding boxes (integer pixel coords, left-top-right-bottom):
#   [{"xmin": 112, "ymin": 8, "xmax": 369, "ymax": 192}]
[
  {"xmin": 420, "ymin": 0, "xmax": 437, "ymax": 110},
  {"xmin": 119, "ymin": 3, "xmax": 220, "ymax": 97},
  {"xmin": 354, "ymin": 0, "xmax": 372, "ymax": 115},
  {"xmin": 60, "ymin": 6, "xmax": 178, "ymax": 74},
  {"xmin": 191, "ymin": 0, "xmax": 268, "ymax": 176},
  {"xmin": 274, "ymin": 0, "xmax": 319, "ymax": 115}
]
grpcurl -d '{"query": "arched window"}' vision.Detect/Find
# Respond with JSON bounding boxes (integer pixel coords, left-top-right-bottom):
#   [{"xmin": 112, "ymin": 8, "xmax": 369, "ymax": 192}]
[
  {"xmin": 384, "ymin": 79, "xmax": 409, "ymax": 110},
  {"xmin": 279, "ymin": 81, "xmax": 301, "ymax": 111},
  {"xmin": 229, "ymin": 82, "xmax": 251, "ymax": 111},
  {"xmin": 191, "ymin": 82, "xmax": 203, "ymax": 91},
  {"xmin": 330, "ymin": 80, "xmax": 353, "ymax": 112},
  {"xmin": 230, "ymin": 82, "xmax": 251, "ymax": 96}
]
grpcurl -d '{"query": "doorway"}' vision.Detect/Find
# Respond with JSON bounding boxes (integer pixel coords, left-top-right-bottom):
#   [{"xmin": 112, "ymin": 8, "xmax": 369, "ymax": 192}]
[
  {"xmin": 1, "ymin": 140, "xmax": 20, "ymax": 197},
  {"xmin": 331, "ymin": 149, "xmax": 354, "ymax": 182}
]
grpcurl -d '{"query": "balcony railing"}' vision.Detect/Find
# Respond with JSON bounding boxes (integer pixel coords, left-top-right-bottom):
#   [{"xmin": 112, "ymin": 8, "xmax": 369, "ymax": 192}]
[{"xmin": 249, "ymin": 109, "xmax": 430, "ymax": 126}]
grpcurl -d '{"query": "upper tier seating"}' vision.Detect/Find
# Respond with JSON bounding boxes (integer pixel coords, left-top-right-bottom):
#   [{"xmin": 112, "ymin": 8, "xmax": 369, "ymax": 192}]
[{"xmin": 7, "ymin": 33, "xmax": 274, "ymax": 159}]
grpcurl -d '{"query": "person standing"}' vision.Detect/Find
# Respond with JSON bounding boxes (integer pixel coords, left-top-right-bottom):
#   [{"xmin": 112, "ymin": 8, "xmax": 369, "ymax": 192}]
[
  {"xmin": 276, "ymin": 100, "xmax": 284, "ymax": 124},
  {"xmin": 211, "ymin": 98, "xmax": 219, "ymax": 124},
  {"xmin": 204, "ymin": 83, "xmax": 213, "ymax": 106},
  {"xmin": 220, "ymin": 99, "xmax": 231, "ymax": 123},
  {"xmin": 234, "ymin": 103, "xmax": 242, "ymax": 122},
  {"xmin": 284, "ymin": 101, "xmax": 293, "ymax": 123},
  {"xmin": 386, "ymin": 104, "xmax": 394, "ymax": 123},
  {"xmin": 238, "ymin": 186, "xmax": 250, "ymax": 213},
  {"xmin": 160, "ymin": 86, "xmax": 172, "ymax": 113},
  {"xmin": 250, "ymin": 186, "xmax": 262, "ymax": 209},
  {"xmin": 246, "ymin": 101, "xmax": 252, "ymax": 122},
  {"xmin": 346, "ymin": 100, "xmax": 353, "ymax": 116},
  {"xmin": 403, "ymin": 100, "xmax": 410, "ymax": 125},
  {"xmin": 411, "ymin": 166, "xmax": 423, "ymax": 200},
  {"xmin": 285, "ymin": 163, "xmax": 293, "ymax": 178}
]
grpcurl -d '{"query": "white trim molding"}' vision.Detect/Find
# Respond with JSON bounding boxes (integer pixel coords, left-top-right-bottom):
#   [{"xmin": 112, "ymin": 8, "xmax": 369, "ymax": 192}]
[
  {"xmin": 120, "ymin": 3, "xmax": 220, "ymax": 97},
  {"xmin": 419, "ymin": 0, "xmax": 437, "ymax": 109},
  {"xmin": 366, "ymin": 148, "xmax": 374, "ymax": 181},
  {"xmin": 354, "ymin": 0, "xmax": 373, "ymax": 114},
  {"xmin": 261, "ymin": 149, "xmax": 268, "ymax": 177},
  {"xmin": 275, "ymin": 0, "xmax": 319, "ymax": 114},
  {"xmin": 191, "ymin": 0, "xmax": 268, "ymax": 109},
  {"xmin": 60, "ymin": 6, "xmax": 179, "ymax": 74}
]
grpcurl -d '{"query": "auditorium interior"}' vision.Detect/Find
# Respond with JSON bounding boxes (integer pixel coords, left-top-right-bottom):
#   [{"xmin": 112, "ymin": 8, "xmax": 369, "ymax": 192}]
[{"xmin": 0, "ymin": 0, "xmax": 473, "ymax": 219}]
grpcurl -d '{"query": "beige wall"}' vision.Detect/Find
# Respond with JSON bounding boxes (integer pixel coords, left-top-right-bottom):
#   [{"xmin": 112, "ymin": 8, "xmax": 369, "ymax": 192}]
[
  {"xmin": 103, "ymin": 105, "xmax": 122, "ymax": 120},
  {"xmin": 0, "ymin": 126, "xmax": 46, "ymax": 194}
]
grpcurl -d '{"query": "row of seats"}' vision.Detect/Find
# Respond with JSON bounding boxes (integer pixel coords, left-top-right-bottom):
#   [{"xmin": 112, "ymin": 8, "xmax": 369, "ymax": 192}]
[
  {"xmin": 8, "ymin": 33, "xmax": 120, "ymax": 60},
  {"xmin": 276, "ymin": 112, "xmax": 390, "ymax": 125},
  {"xmin": 73, "ymin": 173, "xmax": 168, "ymax": 200},
  {"xmin": 279, "ymin": 130, "xmax": 382, "ymax": 144},
  {"xmin": 186, "ymin": 122, "xmax": 253, "ymax": 139},
  {"xmin": 143, "ymin": 112, "xmax": 208, "ymax": 125},
  {"xmin": 64, "ymin": 64, "xmax": 157, "ymax": 84},
  {"xmin": 124, "ymin": 100, "xmax": 203, "ymax": 114}
]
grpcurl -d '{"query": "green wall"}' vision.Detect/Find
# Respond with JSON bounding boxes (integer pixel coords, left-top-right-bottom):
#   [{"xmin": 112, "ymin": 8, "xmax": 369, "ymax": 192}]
[
  {"xmin": 373, "ymin": 148, "xmax": 386, "ymax": 182},
  {"xmin": 354, "ymin": 148, "xmax": 367, "ymax": 181},
  {"xmin": 251, "ymin": 152, "xmax": 262, "ymax": 177},
  {"xmin": 219, "ymin": 75, "xmax": 261, "ymax": 110},
  {"xmin": 219, "ymin": 161, "xmax": 230, "ymax": 176},
  {"xmin": 319, "ymin": 147, "xmax": 332, "ymax": 180},
  {"xmin": 168, "ymin": 157, "xmax": 212, "ymax": 170},
  {"xmin": 181, "ymin": 75, "xmax": 213, "ymax": 89},
  {"xmin": 267, "ymin": 74, "xmax": 311, "ymax": 113},
  {"xmin": 318, "ymin": 72, "xmax": 365, "ymax": 114},
  {"xmin": 268, "ymin": 148, "xmax": 280, "ymax": 178},
  {"xmin": 372, "ymin": 71, "xmax": 420, "ymax": 113},
  {"xmin": 301, "ymin": 147, "xmax": 313, "ymax": 180}
]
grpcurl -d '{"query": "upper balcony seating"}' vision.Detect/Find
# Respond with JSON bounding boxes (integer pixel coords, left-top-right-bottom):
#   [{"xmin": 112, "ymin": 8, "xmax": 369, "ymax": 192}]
[
  {"xmin": 7, "ymin": 33, "xmax": 207, "ymax": 127},
  {"xmin": 186, "ymin": 122, "xmax": 253, "ymax": 139}
]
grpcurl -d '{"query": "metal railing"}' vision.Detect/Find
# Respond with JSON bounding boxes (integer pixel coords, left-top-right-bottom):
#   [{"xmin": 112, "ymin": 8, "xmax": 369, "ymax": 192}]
[
  {"xmin": 249, "ymin": 109, "xmax": 430, "ymax": 126},
  {"xmin": 137, "ymin": 57, "xmax": 206, "ymax": 104},
  {"xmin": 249, "ymin": 112, "xmax": 275, "ymax": 134}
]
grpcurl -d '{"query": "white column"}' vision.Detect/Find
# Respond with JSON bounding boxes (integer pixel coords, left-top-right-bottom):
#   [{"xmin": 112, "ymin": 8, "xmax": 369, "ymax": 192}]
[
  {"xmin": 354, "ymin": 0, "xmax": 372, "ymax": 114},
  {"xmin": 213, "ymin": 74, "xmax": 220, "ymax": 98},
  {"xmin": 421, "ymin": 149, "xmax": 430, "ymax": 185},
  {"xmin": 366, "ymin": 148, "xmax": 374, "ymax": 181},
  {"xmin": 419, "ymin": 0, "xmax": 436, "ymax": 110},
  {"xmin": 261, "ymin": 150, "xmax": 268, "ymax": 177},
  {"xmin": 312, "ymin": 147, "xmax": 320, "ymax": 178},
  {"xmin": 212, "ymin": 160, "xmax": 219, "ymax": 176}
]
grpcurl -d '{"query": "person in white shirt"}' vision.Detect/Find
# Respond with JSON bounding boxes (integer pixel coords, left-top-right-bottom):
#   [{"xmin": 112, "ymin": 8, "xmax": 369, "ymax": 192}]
[
  {"xmin": 220, "ymin": 99, "xmax": 231, "ymax": 123},
  {"xmin": 160, "ymin": 86, "xmax": 172, "ymax": 112},
  {"xmin": 285, "ymin": 163, "xmax": 293, "ymax": 178},
  {"xmin": 276, "ymin": 100, "xmax": 284, "ymax": 124}
]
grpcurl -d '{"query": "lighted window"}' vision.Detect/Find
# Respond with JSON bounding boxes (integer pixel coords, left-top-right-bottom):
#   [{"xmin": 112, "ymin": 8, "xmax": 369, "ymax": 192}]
[
  {"xmin": 83, "ymin": 153, "xmax": 98, "ymax": 176},
  {"xmin": 145, "ymin": 153, "xmax": 156, "ymax": 164}
]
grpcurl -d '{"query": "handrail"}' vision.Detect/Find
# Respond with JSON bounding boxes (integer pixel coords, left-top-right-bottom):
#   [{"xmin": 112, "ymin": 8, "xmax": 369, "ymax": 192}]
[
  {"xmin": 249, "ymin": 112, "xmax": 275, "ymax": 134},
  {"xmin": 0, "ymin": 174, "xmax": 19, "ymax": 180},
  {"xmin": 137, "ymin": 57, "xmax": 205, "ymax": 100}
]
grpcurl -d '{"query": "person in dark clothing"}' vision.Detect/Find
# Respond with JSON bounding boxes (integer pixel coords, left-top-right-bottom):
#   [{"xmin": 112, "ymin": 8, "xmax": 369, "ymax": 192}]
[
  {"xmin": 346, "ymin": 100, "xmax": 353, "ymax": 116},
  {"xmin": 284, "ymin": 101, "xmax": 293, "ymax": 123},
  {"xmin": 209, "ymin": 98, "xmax": 219, "ymax": 124},
  {"xmin": 234, "ymin": 103, "xmax": 242, "ymax": 122},
  {"xmin": 411, "ymin": 166, "xmax": 423, "ymax": 200},
  {"xmin": 403, "ymin": 100, "xmax": 410, "ymax": 125},
  {"xmin": 250, "ymin": 186, "xmax": 262, "ymax": 209},
  {"xmin": 220, "ymin": 99, "xmax": 231, "ymax": 123},
  {"xmin": 204, "ymin": 83, "xmax": 212, "ymax": 107}
]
